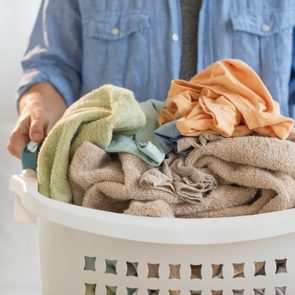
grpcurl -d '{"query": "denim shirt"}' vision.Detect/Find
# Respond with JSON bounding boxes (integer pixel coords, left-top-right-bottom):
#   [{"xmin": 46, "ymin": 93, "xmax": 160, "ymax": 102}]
[{"xmin": 19, "ymin": 0, "xmax": 295, "ymax": 118}]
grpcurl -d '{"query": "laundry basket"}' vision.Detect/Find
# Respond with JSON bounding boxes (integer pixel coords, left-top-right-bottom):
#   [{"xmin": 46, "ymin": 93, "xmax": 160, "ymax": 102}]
[{"xmin": 9, "ymin": 170, "xmax": 295, "ymax": 295}]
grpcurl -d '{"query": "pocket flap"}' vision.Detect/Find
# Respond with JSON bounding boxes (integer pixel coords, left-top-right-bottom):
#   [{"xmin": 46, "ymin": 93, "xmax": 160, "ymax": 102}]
[
  {"xmin": 84, "ymin": 12, "xmax": 150, "ymax": 40},
  {"xmin": 231, "ymin": 10, "xmax": 295, "ymax": 36}
]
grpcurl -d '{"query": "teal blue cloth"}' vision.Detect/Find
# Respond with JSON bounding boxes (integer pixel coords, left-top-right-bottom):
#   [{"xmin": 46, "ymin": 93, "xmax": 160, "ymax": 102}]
[
  {"xmin": 106, "ymin": 100, "xmax": 166, "ymax": 166},
  {"xmin": 21, "ymin": 142, "xmax": 40, "ymax": 171},
  {"xmin": 154, "ymin": 121, "xmax": 182, "ymax": 155}
]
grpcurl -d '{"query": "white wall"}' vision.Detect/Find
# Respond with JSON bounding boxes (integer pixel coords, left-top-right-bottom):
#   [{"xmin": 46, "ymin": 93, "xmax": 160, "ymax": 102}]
[{"xmin": 0, "ymin": 1, "xmax": 42, "ymax": 294}]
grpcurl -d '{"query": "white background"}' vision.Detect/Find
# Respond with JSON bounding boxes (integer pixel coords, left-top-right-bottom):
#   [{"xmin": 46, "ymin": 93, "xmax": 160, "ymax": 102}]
[{"xmin": 0, "ymin": 1, "xmax": 42, "ymax": 294}]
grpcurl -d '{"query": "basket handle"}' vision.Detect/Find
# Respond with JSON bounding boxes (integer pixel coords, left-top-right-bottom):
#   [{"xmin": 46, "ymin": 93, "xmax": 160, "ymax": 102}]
[{"xmin": 14, "ymin": 193, "xmax": 36, "ymax": 223}]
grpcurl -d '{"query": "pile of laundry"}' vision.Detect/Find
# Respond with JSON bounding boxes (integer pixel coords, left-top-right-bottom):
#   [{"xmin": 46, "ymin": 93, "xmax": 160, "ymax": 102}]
[{"xmin": 37, "ymin": 59, "xmax": 295, "ymax": 218}]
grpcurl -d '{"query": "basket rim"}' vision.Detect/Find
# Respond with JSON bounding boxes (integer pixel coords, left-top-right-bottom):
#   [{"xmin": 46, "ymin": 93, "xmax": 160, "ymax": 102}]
[{"xmin": 9, "ymin": 170, "xmax": 295, "ymax": 245}]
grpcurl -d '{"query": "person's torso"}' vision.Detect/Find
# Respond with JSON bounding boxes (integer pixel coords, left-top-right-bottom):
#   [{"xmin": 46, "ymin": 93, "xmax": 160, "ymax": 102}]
[{"xmin": 78, "ymin": 0, "xmax": 295, "ymax": 116}]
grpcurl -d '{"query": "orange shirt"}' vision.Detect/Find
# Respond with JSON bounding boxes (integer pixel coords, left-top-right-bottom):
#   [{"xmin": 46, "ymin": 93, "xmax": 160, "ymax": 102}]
[{"xmin": 158, "ymin": 59, "xmax": 294, "ymax": 139}]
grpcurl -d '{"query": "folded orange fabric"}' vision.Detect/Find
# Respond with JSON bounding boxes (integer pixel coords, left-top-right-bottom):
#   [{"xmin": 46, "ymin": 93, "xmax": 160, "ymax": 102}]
[{"xmin": 158, "ymin": 59, "xmax": 294, "ymax": 139}]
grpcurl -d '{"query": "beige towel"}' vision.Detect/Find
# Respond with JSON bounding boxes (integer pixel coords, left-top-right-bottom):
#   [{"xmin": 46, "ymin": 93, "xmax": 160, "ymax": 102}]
[
  {"xmin": 69, "ymin": 134, "xmax": 295, "ymax": 218},
  {"xmin": 69, "ymin": 141, "xmax": 180, "ymax": 212},
  {"xmin": 176, "ymin": 131, "xmax": 223, "ymax": 153},
  {"xmin": 184, "ymin": 135, "xmax": 295, "ymax": 216},
  {"xmin": 125, "ymin": 200, "xmax": 174, "ymax": 218},
  {"xmin": 140, "ymin": 153, "xmax": 217, "ymax": 203}
]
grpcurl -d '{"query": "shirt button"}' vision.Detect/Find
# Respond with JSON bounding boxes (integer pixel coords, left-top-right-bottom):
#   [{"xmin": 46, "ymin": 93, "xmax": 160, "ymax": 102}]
[
  {"xmin": 172, "ymin": 33, "xmax": 179, "ymax": 42},
  {"xmin": 111, "ymin": 27, "xmax": 120, "ymax": 36},
  {"xmin": 262, "ymin": 24, "xmax": 270, "ymax": 32}
]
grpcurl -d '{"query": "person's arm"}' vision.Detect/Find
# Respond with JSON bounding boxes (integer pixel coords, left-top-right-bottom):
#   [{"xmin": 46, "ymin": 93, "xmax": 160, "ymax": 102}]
[
  {"xmin": 7, "ymin": 0, "xmax": 82, "ymax": 157},
  {"xmin": 18, "ymin": 0, "xmax": 82, "ymax": 105}
]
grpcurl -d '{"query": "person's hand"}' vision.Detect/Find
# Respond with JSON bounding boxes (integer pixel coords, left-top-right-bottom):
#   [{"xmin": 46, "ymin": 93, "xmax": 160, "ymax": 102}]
[{"xmin": 7, "ymin": 82, "xmax": 67, "ymax": 158}]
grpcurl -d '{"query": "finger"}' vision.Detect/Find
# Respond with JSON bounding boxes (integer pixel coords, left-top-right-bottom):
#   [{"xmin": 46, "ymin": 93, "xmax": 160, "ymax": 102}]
[
  {"xmin": 29, "ymin": 110, "xmax": 48, "ymax": 143},
  {"xmin": 7, "ymin": 123, "xmax": 30, "ymax": 158}
]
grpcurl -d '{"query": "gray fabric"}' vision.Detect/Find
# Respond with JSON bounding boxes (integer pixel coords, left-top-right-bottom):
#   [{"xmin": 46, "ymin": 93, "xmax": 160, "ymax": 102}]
[{"xmin": 180, "ymin": 0, "xmax": 202, "ymax": 80}]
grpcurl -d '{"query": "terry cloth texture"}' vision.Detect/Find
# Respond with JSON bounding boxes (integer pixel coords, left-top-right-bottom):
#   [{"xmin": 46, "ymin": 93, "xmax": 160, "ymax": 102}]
[
  {"xmin": 140, "ymin": 153, "xmax": 217, "ymax": 203},
  {"xmin": 69, "ymin": 132, "xmax": 295, "ymax": 218},
  {"xmin": 176, "ymin": 132, "xmax": 223, "ymax": 153},
  {"xmin": 159, "ymin": 59, "xmax": 294, "ymax": 139},
  {"xmin": 106, "ymin": 99, "xmax": 165, "ymax": 166},
  {"xmin": 181, "ymin": 135, "xmax": 295, "ymax": 217},
  {"xmin": 68, "ymin": 141, "xmax": 180, "ymax": 208},
  {"xmin": 37, "ymin": 84, "xmax": 146, "ymax": 202}
]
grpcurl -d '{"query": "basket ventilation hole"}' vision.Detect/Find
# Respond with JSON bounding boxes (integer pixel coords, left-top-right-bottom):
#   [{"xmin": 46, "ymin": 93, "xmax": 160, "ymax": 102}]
[
  {"xmin": 84, "ymin": 256, "xmax": 96, "ymax": 271},
  {"xmin": 275, "ymin": 287, "xmax": 286, "ymax": 295},
  {"xmin": 85, "ymin": 283, "xmax": 96, "ymax": 295},
  {"xmin": 190, "ymin": 291, "xmax": 202, "ymax": 295},
  {"xmin": 211, "ymin": 290, "xmax": 223, "ymax": 295},
  {"xmin": 275, "ymin": 258, "xmax": 287, "ymax": 274},
  {"xmin": 254, "ymin": 261, "xmax": 266, "ymax": 276},
  {"xmin": 169, "ymin": 264, "xmax": 181, "ymax": 279},
  {"xmin": 232, "ymin": 290, "xmax": 244, "ymax": 295},
  {"xmin": 147, "ymin": 263, "xmax": 160, "ymax": 278},
  {"xmin": 105, "ymin": 285, "xmax": 117, "ymax": 295},
  {"xmin": 190, "ymin": 264, "xmax": 202, "ymax": 279},
  {"xmin": 253, "ymin": 288, "xmax": 265, "ymax": 295},
  {"xmin": 127, "ymin": 287, "xmax": 138, "ymax": 295},
  {"xmin": 169, "ymin": 290, "xmax": 181, "ymax": 295},
  {"xmin": 126, "ymin": 262, "xmax": 138, "ymax": 277},
  {"xmin": 212, "ymin": 264, "xmax": 223, "ymax": 279},
  {"xmin": 148, "ymin": 289, "xmax": 159, "ymax": 295},
  {"xmin": 233, "ymin": 263, "xmax": 245, "ymax": 278},
  {"xmin": 105, "ymin": 259, "xmax": 117, "ymax": 274}
]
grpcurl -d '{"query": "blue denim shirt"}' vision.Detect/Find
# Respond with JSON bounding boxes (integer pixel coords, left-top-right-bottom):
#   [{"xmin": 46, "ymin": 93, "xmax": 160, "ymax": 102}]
[{"xmin": 19, "ymin": 0, "xmax": 295, "ymax": 117}]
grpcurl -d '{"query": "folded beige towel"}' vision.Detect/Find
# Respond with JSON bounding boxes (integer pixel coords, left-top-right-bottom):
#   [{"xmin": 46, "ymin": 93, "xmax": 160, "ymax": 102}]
[{"xmin": 184, "ymin": 135, "xmax": 295, "ymax": 215}]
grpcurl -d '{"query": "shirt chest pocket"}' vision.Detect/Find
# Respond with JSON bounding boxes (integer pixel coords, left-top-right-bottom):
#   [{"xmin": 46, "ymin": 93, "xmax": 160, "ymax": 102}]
[
  {"xmin": 82, "ymin": 12, "xmax": 151, "ymax": 91},
  {"xmin": 230, "ymin": 9, "xmax": 295, "ymax": 115}
]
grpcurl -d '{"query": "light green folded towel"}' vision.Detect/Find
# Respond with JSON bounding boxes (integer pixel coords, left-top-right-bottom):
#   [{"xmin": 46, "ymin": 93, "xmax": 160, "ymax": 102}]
[{"xmin": 37, "ymin": 84, "xmax": 146, "ymax": 202}]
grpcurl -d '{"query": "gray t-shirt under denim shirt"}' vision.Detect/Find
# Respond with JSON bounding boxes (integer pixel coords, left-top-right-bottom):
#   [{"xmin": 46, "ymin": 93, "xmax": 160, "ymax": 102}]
[{"xmin": 180, "ymin": 0, "xmax": 202, "ymax": 80}]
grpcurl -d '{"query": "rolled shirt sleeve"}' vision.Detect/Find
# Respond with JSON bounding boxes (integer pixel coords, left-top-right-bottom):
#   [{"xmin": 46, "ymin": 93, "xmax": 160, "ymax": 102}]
[{"xmin": 18, "ymin": 0, "xmax": 82, "ymax": 106}]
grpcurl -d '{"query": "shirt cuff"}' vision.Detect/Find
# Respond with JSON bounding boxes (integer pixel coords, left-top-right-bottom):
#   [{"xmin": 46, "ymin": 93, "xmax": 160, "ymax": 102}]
[{"xmin": 17, "ymin": 68, "xmax": 75, "ymax": 106}]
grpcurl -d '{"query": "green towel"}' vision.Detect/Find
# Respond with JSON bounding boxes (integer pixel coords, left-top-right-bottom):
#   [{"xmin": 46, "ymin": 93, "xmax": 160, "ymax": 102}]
[{"xmin": 37, "ymin": 84, "xmax": 146, "ymax": 202}]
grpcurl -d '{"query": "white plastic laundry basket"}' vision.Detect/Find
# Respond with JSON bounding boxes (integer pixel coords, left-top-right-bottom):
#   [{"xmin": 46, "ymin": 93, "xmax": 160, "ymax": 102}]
[{"xmin": 9, "ymin": 170, "xmax": 295, "ymax": 295}]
